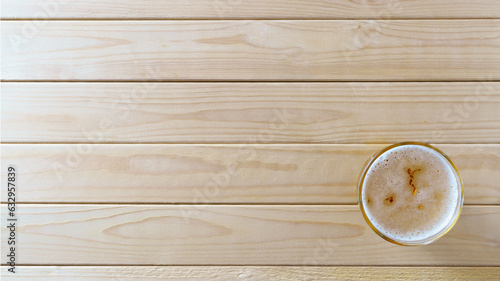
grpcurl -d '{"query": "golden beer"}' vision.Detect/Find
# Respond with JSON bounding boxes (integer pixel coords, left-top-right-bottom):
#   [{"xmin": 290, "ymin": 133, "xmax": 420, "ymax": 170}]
[{"xmin": 359, "ymin": 142, "xmax": 463, "ymax": 245}]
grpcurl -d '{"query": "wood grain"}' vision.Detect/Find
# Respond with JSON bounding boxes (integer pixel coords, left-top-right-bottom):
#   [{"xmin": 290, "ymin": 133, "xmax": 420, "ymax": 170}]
[
  {"xmin": 1, "ymin": 205, "xmax": 499, "ymax": 265},
  {"xmin": 2, "ymin": 82, "xmax": 500, "ymax": 143},
  {"xmin": 2, "ymin": 266, "xmax": 499, "ymax": 280},
  {"xmin": 3, "ymin": 21, "xmax": 500, "ymax": 81},
  {"xmin": 2, "ymin": 0, "xmax": 500, "ymax": 19},
  {"xmin": 2, "ymin": 144, "xmax": 499, "ymax": 204}
]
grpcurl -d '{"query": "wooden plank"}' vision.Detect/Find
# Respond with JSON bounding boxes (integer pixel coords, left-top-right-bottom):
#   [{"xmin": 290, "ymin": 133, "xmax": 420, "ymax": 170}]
[
  {"xmin": 2, "ymin": 82, "xmax": 500, "ymax": 143},
  {"xmin": 2, "ymin": 0, "xmax": 500, "ymax": 19},
  {"xmin": 2, "ymin": 144, "xmax": 499, "ymax": 204},
  {"xmin": 3, "ymin": 20, "xmax": 500, "ymax": 81},
  {"xmin": 2, "ymin": 266, "xmax": 500, "ymax": 280},
  {"xmin": 1, "ymin": 205, "xmax": 499, "ymax": 265}
]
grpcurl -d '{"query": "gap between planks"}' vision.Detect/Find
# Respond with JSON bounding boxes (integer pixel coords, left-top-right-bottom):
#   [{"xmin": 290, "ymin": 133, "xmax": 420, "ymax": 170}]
[
  {"xmin": 2, "ymin": 142, "xmax": 500, "ymax": 145},
  {"xmin": 0, "ymin": 203, "xmax": 499, "ymax": 206},
  {"xmin": 1, "ymin": 264, "xmax": 500, "ymax": 267},
  {"xmin": 4, "ymin": 80, "xmax": 500, "ymax": 83},
  {"xmin": 4, "ymin": 18, "xmax": 500, "ymax": 21}
]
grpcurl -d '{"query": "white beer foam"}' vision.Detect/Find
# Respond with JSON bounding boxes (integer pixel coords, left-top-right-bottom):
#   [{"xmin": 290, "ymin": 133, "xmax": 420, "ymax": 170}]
[{"xmin": 361, "ymin": 145, "xmax": 460, "ymax": 242}]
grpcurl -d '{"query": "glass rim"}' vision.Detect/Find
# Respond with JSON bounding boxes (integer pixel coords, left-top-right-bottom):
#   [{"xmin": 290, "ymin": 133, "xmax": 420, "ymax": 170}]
[{"xmin": 358, "ymin": 142, "xmax": 464, "ymax": 246}]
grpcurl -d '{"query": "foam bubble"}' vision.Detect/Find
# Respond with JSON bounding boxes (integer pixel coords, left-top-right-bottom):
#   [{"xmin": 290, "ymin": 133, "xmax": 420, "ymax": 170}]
[{"xmin": 361, "ymin": 144, "xmax": 461, "ymax": 243}]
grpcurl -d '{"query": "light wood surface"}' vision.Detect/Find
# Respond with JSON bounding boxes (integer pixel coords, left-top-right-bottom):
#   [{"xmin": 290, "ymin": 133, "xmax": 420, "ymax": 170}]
[
  {"xmin": 3, "ymin": 0, "xmax": 500, "ymax": 19},
  {"xmin": 2, "ymin": 0, "xmax": 499, "ymax": 278},
  {"xmin": 2, "ymin": 266, "xmax": 499, "ymax": 280},
  {"xmin": 2, "ymin": 82, "xmax": 500, "ymax": 143},
  {"xmin": 1, "ymin": 205, "xmax": 499, "ymax": 265},
  {"xmin": 2, "ymin": 144, "xmax": 499, "ymax": 204},
  {"xmin": 3, "ymin": 20, "xmax": 500, "ymax": 81}
]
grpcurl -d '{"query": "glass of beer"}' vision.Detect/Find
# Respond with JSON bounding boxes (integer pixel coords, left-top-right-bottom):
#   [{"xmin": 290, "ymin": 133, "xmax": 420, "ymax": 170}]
[{"xmin": 358, "ymin": 142, "xmax": 464, "ymax": 246}]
